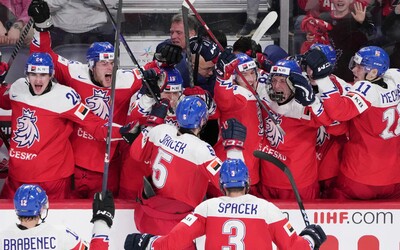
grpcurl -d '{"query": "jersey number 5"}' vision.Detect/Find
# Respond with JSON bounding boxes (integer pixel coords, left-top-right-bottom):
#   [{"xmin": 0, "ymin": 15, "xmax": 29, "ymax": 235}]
[{"xmin": 152, "ymin": 148, "xmax": 173, "ymax": 188}]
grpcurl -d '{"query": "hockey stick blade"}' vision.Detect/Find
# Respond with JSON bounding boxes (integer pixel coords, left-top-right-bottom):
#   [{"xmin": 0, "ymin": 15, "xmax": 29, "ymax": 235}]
[
  {"xmin": 253, "ymin": 150, "xmax": 310, "ymax": 226},
  {"xmin": 251, "ymin": 11, "xmax": 278, "ymax": 44}
]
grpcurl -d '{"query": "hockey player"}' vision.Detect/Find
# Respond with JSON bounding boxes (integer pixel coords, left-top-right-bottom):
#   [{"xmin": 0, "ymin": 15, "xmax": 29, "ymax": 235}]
[
  {"xmin": 212, "ymin": 51, "xmax": 264, "ymax": 197},
  {"xmin": 0, "ymin": 184, "xmax": 114, "ymax": 249},
  {"xmin": 125, "ymin": 96, "xmax": 246, "ymax": 236},
  {"xmin": 124, "ymin": 159, "xmax": 327, "ymax": 250},
  {"xmin": 27, "ymin": 0, "xmax": 182, "ymax": 198},
  {"xmin": 305, "ymin": 44, "xmax": 350, "ymax": 198},
  {"xmin": 119, "ymin": 66, "xmax": 184, "ymax": 199},
  {"xmin": 308, "ymin": 45, "xmax": 400, "ymax": 199},
  {"xmin": 257, "ymin": 58, "xmax": 334, "ymax": 200},
  {"xmin": 0, "ymin": 53, "xmax": 122, "ymax": 199}
]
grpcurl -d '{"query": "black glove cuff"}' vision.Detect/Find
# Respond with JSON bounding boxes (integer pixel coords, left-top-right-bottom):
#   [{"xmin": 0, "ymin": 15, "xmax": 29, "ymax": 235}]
[
  {"xmin": 34, "ymin": 17, "xmax": 53, "ymax": 32},
  {"xmin": 91, "ymin": 213, "xmax": 113, "ymax": 228}
]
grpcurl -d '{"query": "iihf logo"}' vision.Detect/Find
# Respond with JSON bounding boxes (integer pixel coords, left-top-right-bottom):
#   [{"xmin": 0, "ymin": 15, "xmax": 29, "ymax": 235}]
[
  {"xmin": 85, "ymin": 89, "xmax": 110, "ymax": 119},
  {"xmin": 13, "ymin": 108, "xmax": 40, "ymax": 148}
]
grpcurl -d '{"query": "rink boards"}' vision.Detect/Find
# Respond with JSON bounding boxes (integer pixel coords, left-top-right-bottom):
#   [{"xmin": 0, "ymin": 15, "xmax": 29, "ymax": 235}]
[{"xmin": 1, "ymin": 199, "xmax": 399, "ymax": 250}]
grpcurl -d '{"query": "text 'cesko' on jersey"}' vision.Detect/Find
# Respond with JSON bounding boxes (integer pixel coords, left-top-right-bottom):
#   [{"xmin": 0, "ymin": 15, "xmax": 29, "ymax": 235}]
[{"xmin": 9, "ymin": 148, "xmax": 37, "ymax": 160}]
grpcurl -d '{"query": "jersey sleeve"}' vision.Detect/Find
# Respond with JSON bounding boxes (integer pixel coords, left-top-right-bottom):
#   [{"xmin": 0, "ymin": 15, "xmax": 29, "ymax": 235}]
[
  {"xmin": 0, "ymin": 85, "xmax": 11, "ymax": 110},
  {"xmin": 316, "ymin": 77, "xmax": 372, "ymax": 121},
  {"xmin": 264, "ymin": 202, "xmax": 312, "ymax": 250},
  {"xmin": 213, "ymin": 78, "xmax": 247, "ymax": 112},
  {"xmin": 60, "ymin": 88, "xmax": 121, "ymax": 141},
  {"xmin": 152, "ymin": 209, "xmax": 207, "ymax": 249},
  {"xmin": 89, "ymin": 221, "xmax": 110, "ymax": 250}
]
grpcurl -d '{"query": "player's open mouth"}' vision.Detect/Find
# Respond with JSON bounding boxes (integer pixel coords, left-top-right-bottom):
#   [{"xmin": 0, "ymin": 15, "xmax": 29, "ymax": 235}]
[
  {"xmin": 34, "ymin": 84, "xmax": 43, "ymax": 91},
  {"xmin": 105, "ymin": 73, "xmax": 112, "ymax": 81}
]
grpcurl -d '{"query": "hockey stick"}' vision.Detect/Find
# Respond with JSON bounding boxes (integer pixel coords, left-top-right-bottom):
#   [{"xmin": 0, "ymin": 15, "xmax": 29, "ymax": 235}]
[
  {"xmin": 251, "ymin": 11, "xmax": 278, "ymax": 44},
  {"xmin": 102, "ymin": 0, "xmax": 122, "ymax": 197},
  {"xmin": 183, "ymin": 0, "xmax": 285, "ymax": 135},
  {"xmin": 253, "ymin": 150, "xmax": 310, "ymax": 226},
  {"xmin": 1, "ymin": 18, "xmax": 34, "ymax": 83},
  {"xmin": 182, "ymin": 0, "xmax": 195, "ymax": 87},
  {"xmin": 98, "ymin": 0, "xmax": 161, "ymax": 106}
]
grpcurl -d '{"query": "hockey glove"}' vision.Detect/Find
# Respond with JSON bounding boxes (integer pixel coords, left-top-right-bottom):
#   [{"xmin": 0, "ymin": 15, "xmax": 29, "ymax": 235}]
[
  {"xmin": 28, "ymin": 0, "xmax": 53, "ymax": 32},
  {"xmin": 155, "ymin": 44, "xmax": 182, "ymax": 66},
  {"xmin": 141, "ymin": 68, "xmax": 161, "ymax": 98},
  {"xmin": 299, "ymin": 224, "xmax": 327, "ymax": 250},
  {"xmin": 221, "ymin": 118, "xmax": 247, "ymax": 150},
  {"xmin": 183, "ymin": 86, "xmax": 214, "ymax": 111},
  {"xmin": 0, "ymin": 61, "xmax": 9, "ymax": 83},
  {"xmin": 119, "ymin": 121, "xmax": 141, "ymax": 145},
  {"xmin": 146, "ymin": 98, "xmax": 170, "ymax": 126},
  {"xmin": 287, "ymin": 72, "xmax": 315, "ymax": 106},
  {"xmin": 216, "ymin": 48, "xmax": 239, "ymax": 80},
  {"xmin": 190, "ymin": 37, "xmax": 220, "ymax": 62},
  {"xmin": 124, "ymin": 233, "xmax": 155, "ymax": 250},
  {"xmin": 303, "ymin": 49, "xmax": 333, "ymax": 80},
  {"xmin": 91, "ymin": 190, "xmax": 115, "ymax": 228}
]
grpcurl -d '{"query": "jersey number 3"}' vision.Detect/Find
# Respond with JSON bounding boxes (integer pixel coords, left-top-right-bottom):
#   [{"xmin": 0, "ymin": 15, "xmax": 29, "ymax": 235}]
[{"xmin": 222, "ymin": 219, "xmax": 246, "ymax": 250}]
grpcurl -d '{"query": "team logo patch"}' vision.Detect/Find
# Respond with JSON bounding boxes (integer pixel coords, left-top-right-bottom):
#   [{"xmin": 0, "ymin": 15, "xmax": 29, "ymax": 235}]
[
  {"xmin": 13, "ymin": 108, "xmax": 40, "ymax": 148},
  {"xmin": 85, "ymin": 89, "xmax": 110, "ymax": 119},
  {"xmin": 283, "ymin": 221, "xmax": 295, "ymax": 236},
  {"xmin": 206, "ymin": 158, "xmax": 222, "ymax": 175},
  {"xmin": 74, "ymin": 103, "xmax": 90, "ymax": 120},
  {"xmin": 182, "ymin": 213, "xmax": 198, "ymax": 227}
]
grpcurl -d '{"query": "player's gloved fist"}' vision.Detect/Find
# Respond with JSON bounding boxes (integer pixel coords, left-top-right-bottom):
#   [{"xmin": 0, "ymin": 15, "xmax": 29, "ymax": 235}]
[
  {"xmin": 146, "ymin": 98, "xmax": 170, "ymax": 126},
  {"xmin": 183, "ymin": 86, "xmax": 214, "ymax": 111},
  {"xmin": 190, "ymin": 37, "xmax": 220, "ymax": 62},
  {"xmin": 124, "ymin": 233, "xmax": 155, "ymax": 250},
  {"xmin": 91, "ymin": 190, "xmax": 115, "ymax": 228},
  {"xmin": 300, "ymin": 224, "xmax": 327, "ymax": 250},
  {"xmin": 141, "ymin": 68, "xmax": 161, "ymax": 98},
  {"xmin": 303, "ymin": 49, "xmax": 332, "ymax": 80},
  {"xmin": 0, "ymin": 61, "xmax": 9, "ymax": 83},
  {"xmin": 119, "ymin": 121, "xmax": 141, "ymax": 145},
  {"xmin": 156, "ymin": 44, "xmax": 182, "ymax": 66},
  {"xmin": 28, "ymin": 0, "xmax": 53, "ymax": 31},
  {"xmin": 216, "ymin": 48, "xmax": 239, "ymax": 80},
  {"xmin": 287, "ymin": 72, "xmax": 315, "ymax": 106},
  {"xmin": 221, "ymin": 118, "xmax": 247, "ymax": 149}
]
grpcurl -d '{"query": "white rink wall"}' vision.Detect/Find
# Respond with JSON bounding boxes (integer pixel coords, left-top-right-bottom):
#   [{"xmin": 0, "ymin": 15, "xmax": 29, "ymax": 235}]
[{"xmin": 1, "ymin": 200, "xmax": 400, "ymax": 249}]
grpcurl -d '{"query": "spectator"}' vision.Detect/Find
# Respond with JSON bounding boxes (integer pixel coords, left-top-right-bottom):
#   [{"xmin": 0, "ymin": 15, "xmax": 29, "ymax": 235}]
[
  {"xmin": 236, "ymin": 0, "xmax": 275, "ymax": 37},
  {"xmin": 46, "ymin": 0, "xmax": 117, "ymax": 47},
  {"xmin": 0, "ymin": 52, "xmax": 121, "ymax": 200},
  {"xmin": 310, "ymin": 46, "xmax": 400, "ymax": 199},
  {"xmin": 125, "ymin": 96, "xmax": 246, "ymax": 236},
  {"xmin": 156, "ymin": 13, "xmax": 198, "ymax": 88},
  {"xmin": 0, "ymin": 184, "xmax": 114, "ymax": 249},
  {"xmin": 320, "ymin": 0, "xmax": 376, "ymax": 82},
  {"xmin": 0, "ymin": 0, "xmax": 32, "ymax": 45},
  {"xmin": 124, "ymin": 159, "xmax": 327, "ymax": 250}
]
